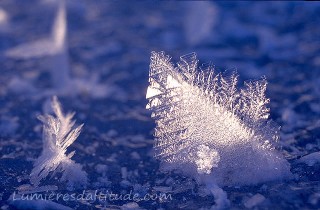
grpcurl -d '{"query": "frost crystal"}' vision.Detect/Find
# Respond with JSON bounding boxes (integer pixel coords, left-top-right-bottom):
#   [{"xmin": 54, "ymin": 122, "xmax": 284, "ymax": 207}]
[
  {"xmin": 6, "ymin": 0, "xmax": 67, "ymax": 59},
  {"xmin": 5, "ymin": 0, "xmax": 113, "ymax": 98},
  {"xmin": 195, "ymin": 145, "xmax": 220, "ymax": 174},
  {"xmin": 30, "ymin": 96, "xmax": 87, "ymax": 188},
  {"xmin": 146, "ymin": 51, "xmax": 291, "ymax": 186}
]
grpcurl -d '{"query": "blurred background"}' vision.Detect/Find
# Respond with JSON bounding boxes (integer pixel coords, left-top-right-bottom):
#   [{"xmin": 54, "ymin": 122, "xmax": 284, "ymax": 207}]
[{"xmin": 0, "ymin": 1, "xmax": 320, "ymax": 209}]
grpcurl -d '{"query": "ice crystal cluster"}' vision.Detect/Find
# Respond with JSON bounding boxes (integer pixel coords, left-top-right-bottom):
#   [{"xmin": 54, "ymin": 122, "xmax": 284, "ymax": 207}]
[
  {"xmin": 30, "ymin": 96, "xmax": 87, "ymax": 188},
  {"xmin": 146, "ymin": 51, "xmax": 291, "ymax": 186}
]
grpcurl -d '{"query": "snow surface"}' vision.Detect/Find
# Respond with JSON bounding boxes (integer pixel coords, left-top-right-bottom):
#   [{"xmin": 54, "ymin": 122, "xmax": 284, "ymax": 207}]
[{"xmin": 0, "ymin": 1, "xmax": 320, "ymax": 209}]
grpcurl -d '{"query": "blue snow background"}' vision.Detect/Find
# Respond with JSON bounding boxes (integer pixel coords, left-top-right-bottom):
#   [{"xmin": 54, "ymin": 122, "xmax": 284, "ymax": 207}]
[{"xmin": 0, "ymin": 1, "xmax": 320, "ymax": 209}]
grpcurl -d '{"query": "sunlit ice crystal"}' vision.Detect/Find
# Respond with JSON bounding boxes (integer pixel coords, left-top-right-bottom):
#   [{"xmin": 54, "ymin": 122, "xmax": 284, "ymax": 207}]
[
  {"xmin": 146, "ymin": 51, "xmax": 292, "ymax": 186},
  {"xmin": 30, "ymin": 96, "xmax": 87, "ymax": 189}
]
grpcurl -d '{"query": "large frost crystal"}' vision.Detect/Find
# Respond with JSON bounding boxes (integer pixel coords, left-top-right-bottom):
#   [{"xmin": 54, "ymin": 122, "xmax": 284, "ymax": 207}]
[
  {"xmin": 30, "ymin": 96, "xmax": 87, "ymax": 188},
  {"xmin": 146, "ymin": 52, "xmax": 291, "ymax": 186}
]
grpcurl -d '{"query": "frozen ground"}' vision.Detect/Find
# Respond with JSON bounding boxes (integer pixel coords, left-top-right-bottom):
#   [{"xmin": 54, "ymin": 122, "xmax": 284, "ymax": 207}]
[{"xmin": 0, "ymin": 1, "xmax": 320, "ymax": 209}]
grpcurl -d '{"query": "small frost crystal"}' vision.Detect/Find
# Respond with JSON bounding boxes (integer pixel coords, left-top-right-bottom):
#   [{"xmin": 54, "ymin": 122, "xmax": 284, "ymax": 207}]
[
  {"xmin": 30, "ymin": 96, "xmax": 87, "ymax": 188},
  {"xmin": 146, "ymin": 51, "xmax": 291, "ymax": 186},
  {"xmin": 195, "ymin": 145, "xmax": 220, "ymax": 174}
]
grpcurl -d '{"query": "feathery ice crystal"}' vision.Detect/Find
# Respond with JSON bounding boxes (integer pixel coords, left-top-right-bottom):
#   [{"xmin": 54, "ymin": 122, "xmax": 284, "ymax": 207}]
[
  {"xmin": 30, "ymin": 96, "xmax": 87, "ymax": 188},
  {"xmin": 146, "ymin": 51, "xmax": 291, "ymax": 186}
]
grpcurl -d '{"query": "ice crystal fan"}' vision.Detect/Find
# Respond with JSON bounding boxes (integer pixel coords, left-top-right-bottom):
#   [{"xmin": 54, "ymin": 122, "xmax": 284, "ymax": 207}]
[{"xmin": 146, "ymin": 51, "xmax": 291, "ymax": 186}]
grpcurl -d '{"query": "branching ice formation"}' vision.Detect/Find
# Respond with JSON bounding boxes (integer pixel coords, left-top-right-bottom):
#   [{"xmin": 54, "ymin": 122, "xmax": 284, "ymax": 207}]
[
  {"xmin": 146, "ymin": 51, "xmax": 291, "ymax": 187},
  {"xmin": 30, "ymin": 96, "xmax": 87, "ymax": 189}
]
